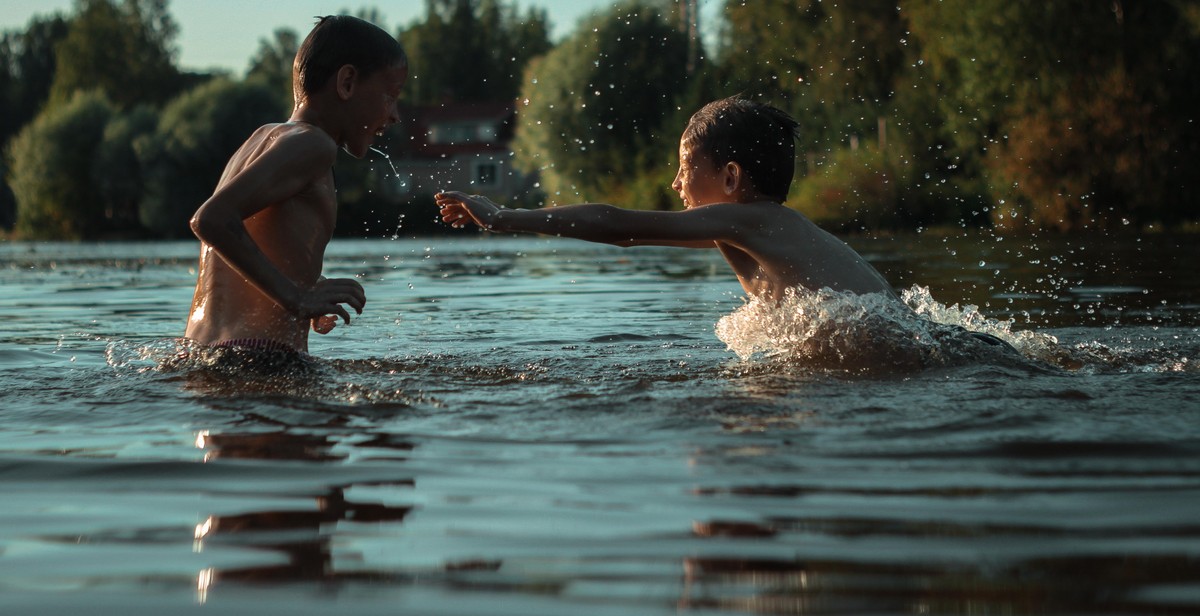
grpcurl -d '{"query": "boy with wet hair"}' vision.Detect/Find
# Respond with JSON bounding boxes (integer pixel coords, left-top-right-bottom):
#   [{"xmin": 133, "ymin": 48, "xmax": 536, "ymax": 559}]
[
  {"xmin": 184, "ymin": 16, "xmax": 407, "ymax": 355},
  {"xmin": 435, "ymin": 96, "xmax": 896, "ymax": 302}
]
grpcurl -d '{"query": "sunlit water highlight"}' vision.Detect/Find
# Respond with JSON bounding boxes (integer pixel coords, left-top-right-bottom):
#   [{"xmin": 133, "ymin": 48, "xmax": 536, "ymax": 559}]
[{"xmin": 1, "ymin": 234, "xmax": 1198, "ymax": 615}]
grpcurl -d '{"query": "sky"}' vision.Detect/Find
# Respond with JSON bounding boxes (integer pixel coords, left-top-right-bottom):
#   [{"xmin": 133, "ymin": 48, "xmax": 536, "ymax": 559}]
[{"xmin": 0, "ymin": 0, "xmax": 719, "ymax": 75}]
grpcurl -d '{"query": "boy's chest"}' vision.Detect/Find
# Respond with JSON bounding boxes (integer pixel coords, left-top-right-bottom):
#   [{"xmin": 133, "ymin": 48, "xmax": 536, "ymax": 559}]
[
  {"xmin": 280, "ymin": 171, "xmax": 338, "ymax": 239},
  {"xmin": 247, "ymin": 172, "xmax": 337, "ymax": 247}
]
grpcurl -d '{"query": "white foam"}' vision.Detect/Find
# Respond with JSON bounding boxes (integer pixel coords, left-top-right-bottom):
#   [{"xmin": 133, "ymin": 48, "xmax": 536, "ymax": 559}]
[{"xmin": 715, "ymin": 285, "xmax": 1058, "ymax": 372}]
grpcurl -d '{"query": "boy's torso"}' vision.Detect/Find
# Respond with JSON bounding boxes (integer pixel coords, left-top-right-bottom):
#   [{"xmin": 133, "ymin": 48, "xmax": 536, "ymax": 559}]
[{"xmin": 185, "ymin": 123, "xmax": 338, "ymax": 352}]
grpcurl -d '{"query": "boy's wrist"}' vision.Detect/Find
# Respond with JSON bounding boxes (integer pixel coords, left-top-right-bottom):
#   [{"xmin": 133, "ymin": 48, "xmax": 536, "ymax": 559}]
[
  {"xmin": 491, "ymin": 208, "xmax": 508, "ymax": 231},
  {"xmin": 281, "ymin": 283, "xmax": 305, "ymax": 317}
]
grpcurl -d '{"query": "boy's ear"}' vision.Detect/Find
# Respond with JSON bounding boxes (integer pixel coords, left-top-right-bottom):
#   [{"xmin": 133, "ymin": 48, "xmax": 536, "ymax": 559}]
[
  {"xmin": 335, "ymin": 64, "xmax": 358, "ymax": 100},
  {"xmin": 723, "ymin": 162, "xmax": 742, "ymax": 196}
]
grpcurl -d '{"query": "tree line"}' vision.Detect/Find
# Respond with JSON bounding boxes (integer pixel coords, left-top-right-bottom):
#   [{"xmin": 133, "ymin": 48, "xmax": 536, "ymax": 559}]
[{"xmin": 2, "ymin": 0, "xmax": 1198, "ymax": 240}]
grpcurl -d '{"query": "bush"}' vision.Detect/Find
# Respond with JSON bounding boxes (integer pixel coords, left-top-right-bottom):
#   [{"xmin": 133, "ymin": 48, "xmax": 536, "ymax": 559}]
[
  {"xmin": 93, "ymin": 105, "xmax": 158, "ymax": 232},
  {"xmin": 137, "ymin": 78, "xmax": 285, "ymax": 237},
  {"xmin": 0, "ymin": 176, "xmax": 14, "ymax": 230},
  {"xmin": 8, "ymin": 90, "xmax": 115, "ymax": 239},
  {"xmin": 512, "ymin": 2, "xmax": 690, "ymax": 204},
  {"xmin": 793, "ymin": 144, "xmax": 907, "ymax": 231}
]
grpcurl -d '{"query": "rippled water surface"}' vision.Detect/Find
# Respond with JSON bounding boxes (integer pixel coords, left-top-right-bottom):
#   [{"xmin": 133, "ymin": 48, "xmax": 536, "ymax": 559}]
[{"xmin": 1, "ymin": 234, "xmax": 1198, "ymax": 615}]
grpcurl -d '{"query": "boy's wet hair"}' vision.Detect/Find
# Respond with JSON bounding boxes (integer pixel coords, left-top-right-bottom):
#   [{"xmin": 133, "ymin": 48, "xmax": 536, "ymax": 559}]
[
  {"xmin": 294, "ymin": 15, "xmax": 408, "ymax": 100},
  {"xmin": 682, "ymin": 96, "xmax": 801, "ymax": 202}
]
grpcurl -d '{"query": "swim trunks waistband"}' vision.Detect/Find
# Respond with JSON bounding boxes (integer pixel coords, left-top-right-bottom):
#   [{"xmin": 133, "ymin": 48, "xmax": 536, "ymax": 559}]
[{"xmin": 213, "ymin": 338, "xmax": 300, "ymax": 354}]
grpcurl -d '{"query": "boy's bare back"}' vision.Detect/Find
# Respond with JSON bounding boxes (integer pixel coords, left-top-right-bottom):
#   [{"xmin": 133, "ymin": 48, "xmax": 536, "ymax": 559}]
[{"xmin": 683, "ymin": 201, "xmax": 896, "ymax": 300}]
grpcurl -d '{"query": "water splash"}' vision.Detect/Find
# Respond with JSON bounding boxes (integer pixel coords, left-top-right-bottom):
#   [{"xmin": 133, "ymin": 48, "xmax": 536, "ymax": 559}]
[
  {"xmin": 369, "ymin": 146, "xmax": 401, "ymax": 177},
  {"xmin": 105, "ymin": 338, "xmax": 431, "ymax": 407},
  {"xmin": 715, "ymin": 285, "xmax": 1057, "ymax": 373},
  {"xmin": 370, "ymin": 146, "xmax": 408, "ymax": 240}
]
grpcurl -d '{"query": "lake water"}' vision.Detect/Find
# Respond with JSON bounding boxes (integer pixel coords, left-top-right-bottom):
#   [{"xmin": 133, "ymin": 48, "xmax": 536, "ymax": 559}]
[{"xmin": 1, "ymin": 233, "xmax": 1198, "ymax": 615}]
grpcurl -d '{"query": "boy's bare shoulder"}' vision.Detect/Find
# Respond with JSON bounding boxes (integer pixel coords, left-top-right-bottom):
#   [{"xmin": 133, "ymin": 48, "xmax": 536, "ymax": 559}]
[
  {"xmin": 265, "ymin": 122, "xmax": 339, "ymax": 163},
  {"xmin": 692, "ymin": 200, "xmax": 798, "ymax": 222},
  {"xmin": 217, "ymin": 123, "xmax": 340, "ymax": 196}
]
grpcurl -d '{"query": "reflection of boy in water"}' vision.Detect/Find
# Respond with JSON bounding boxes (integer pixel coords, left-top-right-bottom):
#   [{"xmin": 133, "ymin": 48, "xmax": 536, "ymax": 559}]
[
  {"xmin": 436, "ymin": 96, "xmax": 896, "ymax": 303},
  {"xmin": 184, "ymin": 16, "xmax": 407, "ymax": 354}
]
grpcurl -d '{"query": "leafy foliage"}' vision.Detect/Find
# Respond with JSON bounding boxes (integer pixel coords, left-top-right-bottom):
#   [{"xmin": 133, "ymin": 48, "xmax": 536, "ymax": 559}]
[
  {"xmin": 717, "ymin": 1, "xmax": 906, "ymax": 149},
  {"xmin": 245, "ymin": 27, "xmax": 300, "ymax": 113},
  {"xmin": 3, "ymin": 0, "xmax": 1200, "ymax": 237},
  {"xmin": 0, "ymin": 13, "xmax": 70, "ymax": 147},
  {"xmin": 512, "ymin": 2, "xmax": 691, "ymax": 204},
  {"xmin": 8, "ymin": 91, "xmax": 116, "ymax": 239},
  {"xmin": 399, "ymin": 0, "xmax": 551, "ymax": 105},
  {"xmin": 907, "ymin": 0, "xmax": 1200, "ymax": 230},
  {"xmin": 0, "ymin": 13, "xmax": 71, "ymax": 229},
  {"xmin": 94, "ymin": 105, "xmax": 158, "ymax": 230},
  {"xmin": 49, "ymin": 0, "xmax": 182, "ymax": 109},
  {"xmin": 137, "ymin": 78, "xmax": 286, "ymax": 237}
]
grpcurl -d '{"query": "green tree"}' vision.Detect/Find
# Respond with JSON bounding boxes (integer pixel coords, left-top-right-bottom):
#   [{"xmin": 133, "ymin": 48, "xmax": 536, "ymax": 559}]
[
  {"xmin": 245, "ymin": 27, "xmax": 300, "ymax": 113},
  {"xmin": 0, "ymin": 165, "xmax": 15, "ymax": 230},
  {"xmin": 94, "ymin": 104, "xmax": 157, "ymax": 231},
  {"xmin": 907, "ymin": 0, "xmax": 1200, "ymax": 230},
  {"xmin": 49, "ymin": 0, "xmax": 181, "ymax": 109},
  {"xmin": 137, "ymin": 78, "xmax": 286, "ymax": 237},
  {"xmin": 399, "ymin": 0, "xmax": 551, "ymax": 104},
  {"xmin": 717, "ymin": 1, "xmax": 906, "ymax": 150},
  {"xmin": 8, "ymin": 90, "xmax": 116, "ymax": 239},
  {"xmin": 0, "ymin": 14, "xmax": 71, "ymax": 230},
  {"xmin": 0, "ymin": 14, "xmax": 70, "ymax": 146},
  {"xmin": 713, "ymin": 1, "xmax": 947, "ymax": 228},
  {"xmin": 512, "ymin": 2, "xmax": 691, "ymax": 204}
]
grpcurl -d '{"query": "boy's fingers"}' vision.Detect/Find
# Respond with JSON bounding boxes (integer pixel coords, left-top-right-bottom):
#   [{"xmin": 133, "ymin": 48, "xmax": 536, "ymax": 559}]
[
  {"xmin": 312, "ymin": 315, "xmax": 336, "ymax": 334},
  {"xmin": 327, "ymin": 278, "xmax": 365, "ymax": 302},
  {"xmin": 327, "ymin": 286, "xmax": 365, "ymax": 315}
]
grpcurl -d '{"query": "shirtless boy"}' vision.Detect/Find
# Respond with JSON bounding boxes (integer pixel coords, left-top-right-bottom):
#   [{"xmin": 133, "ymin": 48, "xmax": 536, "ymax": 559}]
[
  {"xmin": 435, "ymin": 96, "xmax": 896, "ymax": 302},
  {"xmin": 184, "ymin": 16, "xmax": 407, "ymax": 354}
]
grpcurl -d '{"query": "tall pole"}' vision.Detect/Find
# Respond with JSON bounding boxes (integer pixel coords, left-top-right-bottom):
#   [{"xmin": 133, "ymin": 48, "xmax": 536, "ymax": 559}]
[{"xmin": 679, "ymin": 0, "xmax": 700, "ymax": 74}]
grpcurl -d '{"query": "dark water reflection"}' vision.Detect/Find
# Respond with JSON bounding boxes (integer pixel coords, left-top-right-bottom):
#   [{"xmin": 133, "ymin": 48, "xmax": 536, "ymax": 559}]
[{"xmin": 864, "ymin": 232, "xmax": 1200, "ymax": 328}]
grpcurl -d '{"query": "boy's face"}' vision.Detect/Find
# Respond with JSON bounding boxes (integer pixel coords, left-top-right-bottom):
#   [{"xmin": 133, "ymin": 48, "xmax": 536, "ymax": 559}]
[
  {"xmin": 342, "ymin": 63, "xmax": 407, "ymax": 158},
  {"xmin": 672, "ymin": 139, "xmax": 727, "ymax": 208}
]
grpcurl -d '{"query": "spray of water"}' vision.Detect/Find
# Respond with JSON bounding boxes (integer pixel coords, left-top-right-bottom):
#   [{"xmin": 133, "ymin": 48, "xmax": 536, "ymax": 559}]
[
  {"xmin": 369, "ymin": 147, "xmax": 408, "ymax": 240},
  {"xmin": 715, "ymin": 285, "xmax": 1061, "ymax": 373}
]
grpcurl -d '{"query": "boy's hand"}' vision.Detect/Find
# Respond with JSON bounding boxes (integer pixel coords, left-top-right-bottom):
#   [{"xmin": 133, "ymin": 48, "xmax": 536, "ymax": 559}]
[
  {"xmin": 436, "ymin": 191, "xmax": 502, "ymax": 230},
  {"xmin": 296, "ymin": 277, "xmax": 365, "ymax": 327},
  {"xmin": 312, "ymin": 314, "xmax": 338, "ymax": 334}
]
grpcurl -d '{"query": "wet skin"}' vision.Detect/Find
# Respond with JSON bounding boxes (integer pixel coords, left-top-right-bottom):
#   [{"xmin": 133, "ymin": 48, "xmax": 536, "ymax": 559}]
[{"xmin": 185, "ymin": 64, "xmax": 406, "ymax": 351}]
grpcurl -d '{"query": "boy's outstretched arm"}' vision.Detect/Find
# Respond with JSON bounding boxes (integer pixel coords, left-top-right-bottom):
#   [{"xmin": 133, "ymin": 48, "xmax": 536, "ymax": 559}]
[
  {"xmin": 191, "ymin": 131, "xmax": 365, "ymax": 325},
  {"xmin": 435, "ymin": 191, "xmax": 728, "ymax": 248}
]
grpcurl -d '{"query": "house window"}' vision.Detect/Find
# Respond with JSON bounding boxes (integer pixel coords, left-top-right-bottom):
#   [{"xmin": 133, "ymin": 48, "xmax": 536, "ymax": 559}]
[
  {"xmin": 474, "ymin": 162, "xmax": 498, "ymax": 186},
  {"xmin": 429, "ymin": 121, "xmax": 497, "ymax": 145}
]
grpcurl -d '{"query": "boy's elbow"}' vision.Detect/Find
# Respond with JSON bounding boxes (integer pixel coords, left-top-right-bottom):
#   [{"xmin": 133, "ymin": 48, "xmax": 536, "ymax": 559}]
[
  {"xmin": 188, "ymin": 212, "xmax": 210, "ymax": 240},
  {"xmin": 189, "ymin": 207, "xmax": 223, "ymax": 242}
]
